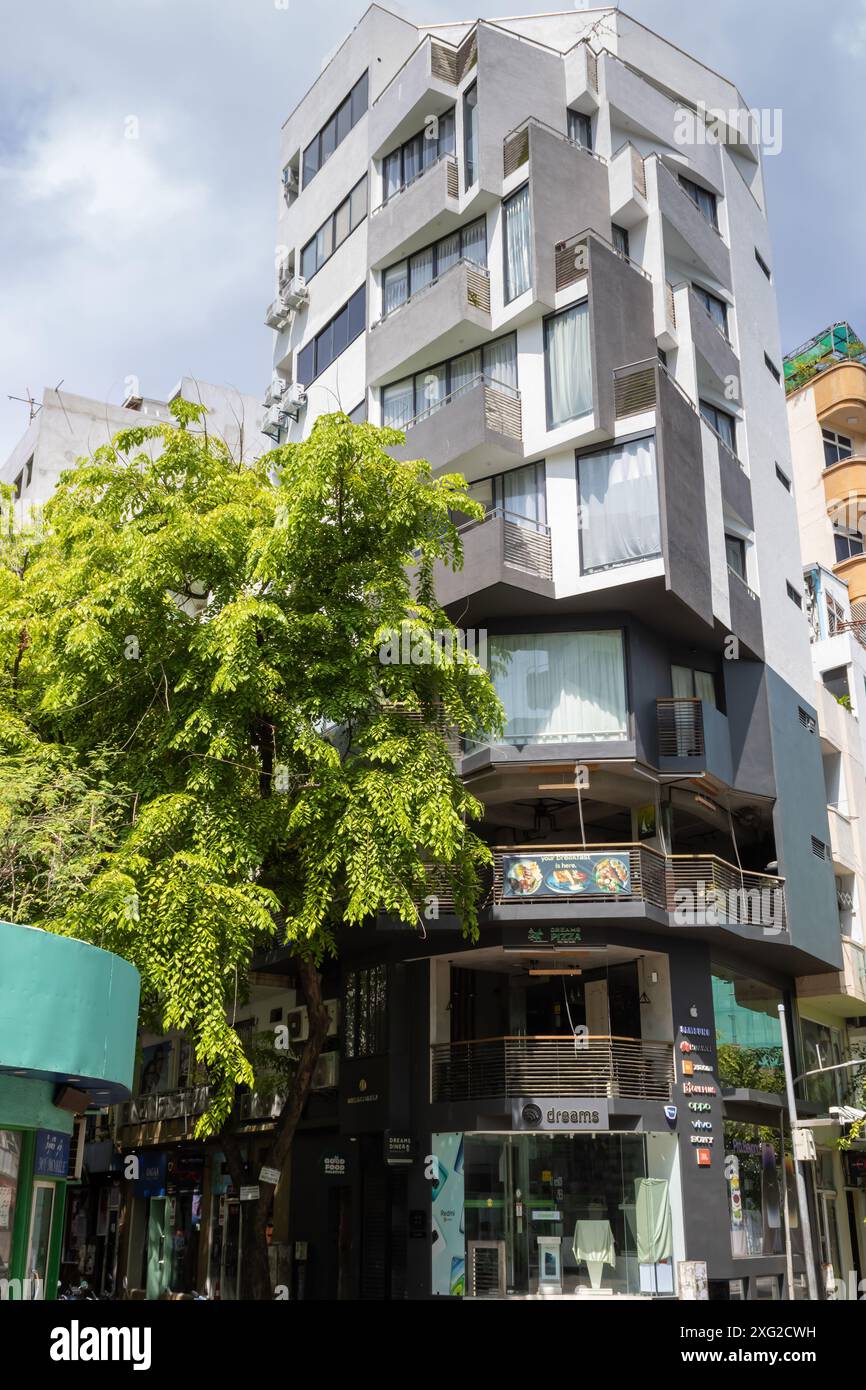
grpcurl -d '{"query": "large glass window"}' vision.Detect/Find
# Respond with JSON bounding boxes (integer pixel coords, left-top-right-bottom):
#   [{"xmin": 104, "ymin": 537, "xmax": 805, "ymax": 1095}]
[
  {"xmin": 567, "ymin": 109, "xmax": 592, "ymax": 150},
  {"xmin": 302, "ymin": 71, "xmax": 369, "ymax": 188},
  {"xmin": 0, "ymin": 1131, "xmax": 22, "ymax": 1283},
  {"xmin": 301, "ymin": 176, "xmax": 367, "ymax": 280},
  {"xmin": 800, "ymin": 1018, "xmax": 845, "ymax": 1109},
  {"xmin": 724, "ymin": 1122, "xmax": 790, "ymax": 1258},
  {"xmin": 488, "ymin": 630, "xmax": 628, "ymax": 744},
  {"xmin": 712, "ymin": 967, "xmax": 784, "ymax": 1093},
  {"xmin": 693, "ymin": 283, "xmax": 729, "ymax": 337},
  {"xmin": 381, "ymin": 332, "xmax": 516, "ymax": 429},
  {"xmin": 545, "ymin": 302, "xmax": 592, "ymax": 428},
  {"xmin": 504, "ymin": 185, "xmax": 532, "ymax": 302},
  {"xmin": 343, "ymin": 965, "xmax": 388, "ymax": 1058},
  {"xmin": 468, "ymin": 462, "xmax": 546, "ymax": 527},
  {"xmin": 380, "ymin": 217, "xmax": 487, "ymax": 319},
  {"xmin": 577, "ymin": 436, "xmax": 661, "ymax": 573},
  {"xmin": 700, "ymin": 399, "xmax": 737, "ymax": 454},
  {"xmin": 823, "ymin": 428, "xmax": 853, "ymax": 469},
  {"xmin": 671, "ymin": 664, "xmax": 716, "ymax": 706},
  {"xmin": 833, "ymin": 527, "xmax": 864, "ymax": 562},
  {"xmin": 381, "ymin": 110, "xmax": 456, "ymax": 204},
  {"xmin": 296, "ymin": 285, "xmax": 366, "ymax": 385},
  {"xmin": 725, "ymin": 533, "xmax": 747, "ymax": 578},
  {"xmin": 463, "ymin": 83, "xmax": 478, "ymax": 188}
]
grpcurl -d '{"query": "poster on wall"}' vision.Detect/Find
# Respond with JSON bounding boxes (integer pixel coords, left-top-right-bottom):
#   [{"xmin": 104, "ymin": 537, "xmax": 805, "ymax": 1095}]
[
  {"xmin": 431, "ymin": 1133, "xmax": 465, "ymax": 1297},
  {"xmin": 501, "ymin": 852, "xmax": 631, "ymax": 899}
]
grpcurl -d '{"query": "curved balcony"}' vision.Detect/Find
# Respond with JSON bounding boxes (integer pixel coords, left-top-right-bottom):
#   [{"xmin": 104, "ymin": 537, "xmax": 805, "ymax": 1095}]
[
  {"xmin": 812, "ymin": 361, "xmax": 866, "ymax": 432},
  {"xmin": 823, "ymin": 455, "xmax": 866, "ymax": 522},
  {"xmin": 431, "ymin": 1035, "xmax": 674, "ymax": 1103},
  {"xmin": 833, "ymin": 552, "xmax": 866, "ymax": 604}
]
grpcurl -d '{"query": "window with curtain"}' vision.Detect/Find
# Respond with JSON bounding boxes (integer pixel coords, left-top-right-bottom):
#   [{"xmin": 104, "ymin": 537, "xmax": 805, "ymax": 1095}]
[
  {"xmin": 545, "ymin": 302, "xmax": 592, "ymax": 428},
  {"xmin": 578, "ymin": 436, "xmax": 661, "ymax": 572},
  {"xmin": 379, "ymin": 216, "xmax": 487, "ymax": 318},
  {"xmin": 612, "ymin": 224, "xmax": 630, "ymax": 259},
  {"xmin": 380, "ymin": 332, "xmax": 517, "ymax": 425},
  {"xmin": 504, "ymin": 184, "xmax": 532, "ymax": 302},
  {"xmin": 488, "ymin": 630, "xmax": 628, "ymax": 743},
  {"xmin": 483, "ymin": 335, "xmax": 518, "ymax": 391},
  {"xmin": 382, "ymin": 108, "xmax": 457, "ymax": 203},
  {"xmin": 693, "ymin": 283, "xmax": 729, "ymax": 336},
  {"xmin": 679, "ymin": 174, "xmax": 719, "ymax": 229},
  {"xmin": 464, "ymin": 82, "xmax": 478, "ymax": 188},
  {"xmin": 671, "ymin": 664, "xmax": 716, "ymax": 706},
  {"xmin": 567, "ymin": 109, "xmax": 592, "ymax": 149},
  {"xmin": 382, "ymin": 378, "xmax": 415, "ymax": 429},
  {"xmin": 469, "ymin": 462, "xmax": 545, "ymax": 527}
]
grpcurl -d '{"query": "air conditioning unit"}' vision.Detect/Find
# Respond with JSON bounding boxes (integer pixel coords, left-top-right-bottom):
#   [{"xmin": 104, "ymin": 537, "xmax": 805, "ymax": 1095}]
[
  {"xmin": 282, "ymin": 381, "xmax": 307, "ymax": 421},
  {"xmin": 287, "ymin": 1005, "xmax": 309, "ymax": 1042},
  {"xmin": 264, "ymin": 375, "xmax": 286, "ymax": 408},
  {"xmin": 262, "ymin": 401, "xmax": 288, "ymax": 442},
  {"xmin": 311, "ymin": 1052, "xmax": 339, "ymax": 1090},
  {"xmin": 282, "ymin": 276, "xmax": 308, "ymax": 311},
  {"xmin": 264, "ymin": 294, "xmax": 294, "ymax": 332}
]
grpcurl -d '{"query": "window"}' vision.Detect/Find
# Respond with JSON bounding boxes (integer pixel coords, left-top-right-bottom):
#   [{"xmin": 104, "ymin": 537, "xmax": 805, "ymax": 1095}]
[
  {"xmin": 139, "ymin": 1041, "xmax": 174, "ymax": 1095},
  {"xmin": 679, "ymin": 174, "xmax": 718, "ymax": 230},
  {"xmin": 343, "ymin": 965, "xmax": 388, "ymax": 1058},
  {"xmin": 577, "ymin": 436, "xmax": 661, "ymax": 572},
  {"xmin": 301, "ymin": 175, "xmax": 367, "ymax": 280},
  {"xmin": 296, "ymin": 285, "xmax": 366, "ymax": 385},
  {"xmin": 764, "ymin": 352, "xmax": 781, "ymax": 383},
  {"xmin": 700, "ymin": 399, "xmax": 737, "ymax": 454},
  {"xmin": 693, "ymin": 283, "xmax": 728, "ymax": 337},
  {"xmin": 724, "ymin": 1123, "xmax": 787, "ymax": 1258},
  {"xmin": 468, "ymin": 461, "xmax": 546, "ymax": 527},
  {"xmin": 488, "ymin": 630, "xmax": 628, "ymax": 743},
  {"xmin": 786, "ymin": 581, "xmax": 803, "ymax": 607},
  {"xmin": 775, "ymin": 463, "xmax": 791, "ymax": 491},
  {"xmin": 544, "ymin": 301, "xmax": 592, "ymax": 428},
  {"xmin": 725, "ymin": 533, "xmax": 746, "ymax": 579},
  {"xmin": 381, "ymin": 332, "xmax": 517, "ymax": 429},
  {"xmin": 800, "ymin": 1018, "xmax": 845, "ymax": 1109},
  {"xmin": 823, "ymin": 428, "xmax": 853, "ymax": 469},
  {"xmin": 381, "ymin": 109, "xmax": 455, "ymax": 204},
  {"xmin": 612, "ymin": 224, "xmax": 630, "ymax": 259},
  {"xmin": 380, "ymin": 216, "xmax": 487, "ymax": 318},
  {"xmin": 463, "ymin": 82, "xmax": 478, "ymax": 188},
  {"xmin": 755, "ymin": 247, "xmax": 772, "ymax": 280},
  {"xmin": 826, "ymin": 591, "xmax": 845, "ymax": 636},
  {"xmin": 503, "ymin": 185, "xmax": 532, "ymax": 301},
  {"xmin": 833, "ymin": 525, "xmax": 864, "ymax": 562},
  {"xmin": 671, "ymin": 664, "xmax": 717, "ymax": 706},
  {"xmin": 567, "ymin": 109, "xmax": 592, "ymax": 150},
  {"xmin": 302, "ymin": 70, "xmax": 369, "ymax": 187},
  {"xmin": 712, "ymin": 966, "xmax": 784, "ymax": 1093},
  {"xmin": 0, "ymin": 1130, "xmax": 22, "ymax": 1281}
]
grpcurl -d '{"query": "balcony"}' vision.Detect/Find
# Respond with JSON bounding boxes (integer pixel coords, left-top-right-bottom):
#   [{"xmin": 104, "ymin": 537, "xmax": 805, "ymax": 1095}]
[
  {"xmin": 812, "ymin": 361, "xmax": 866, "ymax": 433},
  {"xmin": 727, "ymin": 565, "xmax": 764, "ymax": 660},
  {"xmin": 431, "ymin": 1035, "xmax": 674, "ymax": 1103},
  {"xmin": 368, "ymin": 154, "xmax": 460, "ymax": 269},
  {"xmin": 369, "ymin": 34, "xmax": 467, "ymax": 158},
  {"xmin": 797, "ymin": 937, "xmax": 866, "ymax": 1014},
  {"xmin": 656, "ymin": 697, "xmax": 733, "ymax": 783},
  {"xmin": 608, "ymin": 141, "xmax": 648, "ymax": 228},
  {"xmin": 434, "ymin": 509, "xmax": 554, "ymax": 610},
  {"xmin": 653, "ymin": 158, "xmax": 731, "ymax": 291},
  {"xmin": 555, "ymin": 226, "xmax": 649, "ymax": 296},
  {"xmin": 686, "ymin": 285, "xmax": 739, "ymax": 388},
  {"xmin": 367, "ymin": 258, "xmax": 491, "ymax": 386},
  {"xmin": 823, "ymin": 455, "xmax": 866, "ymax": 522},
  {"xmin": 700, "ymin": 419, "xmax": 752, "ymax": 530},
  {"xmin": 390, "ymin": 374, "xmax": 522, "ymax": 477},
  {"xmin": 833, "ymin": 552, "xmax": 866, "ymax": 606},
  {"xmin": 491, "ymin": 842, "xmax": 787, "ymax": 933}
]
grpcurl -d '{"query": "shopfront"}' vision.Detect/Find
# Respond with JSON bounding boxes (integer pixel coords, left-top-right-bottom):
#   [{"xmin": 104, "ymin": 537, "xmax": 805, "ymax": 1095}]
[{"xmin": 432, "ymin": 1128, "xmax": 680, "ymax": 1298}]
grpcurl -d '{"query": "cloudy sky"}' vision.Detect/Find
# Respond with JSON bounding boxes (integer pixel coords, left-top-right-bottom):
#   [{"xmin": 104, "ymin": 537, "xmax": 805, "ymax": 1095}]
[{"xmin": 1, "ymin": 0, "xmax": 864, "ymax": 457}]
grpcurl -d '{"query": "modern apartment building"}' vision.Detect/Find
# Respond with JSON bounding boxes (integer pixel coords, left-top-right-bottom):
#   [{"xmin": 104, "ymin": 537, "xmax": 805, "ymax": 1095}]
[
  {"xmin": 0, "ymin": 378, "xmax": 266, "ymax": 519},
  {"xmin": 784, "ymin": 323, "xmax": 866, "ymax": 1291},
  {"xmin": 256, "ymin": 5, "xmax": 857, "ymax": 1300}
]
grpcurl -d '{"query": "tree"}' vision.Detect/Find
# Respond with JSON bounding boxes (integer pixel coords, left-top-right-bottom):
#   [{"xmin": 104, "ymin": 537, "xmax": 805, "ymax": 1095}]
[{"xmin": 0, "ymin": 403, "xmax": 502, "ymax": 1297}]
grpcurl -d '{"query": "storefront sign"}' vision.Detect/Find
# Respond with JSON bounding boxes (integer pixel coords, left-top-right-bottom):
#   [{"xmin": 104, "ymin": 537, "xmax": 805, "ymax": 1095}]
[
  {"xmin": 513, "ymin": 1099, "xmax": 610, "ymax": 1131},
  {"xmin": 501, "ymin": 852, "xmax": 631, "ymax": 899},
  {"xmin": 384, "ymin": 1132, "xmax": 415, "ymax": 1165},
  {"xmin": 34, "ymin": 1129, "xmax": 70, "ymax": 1179},
  {"xmin": 322, "ymin": 1153, "xmax": 347, "ymax": 1178},
  {"xmin": 133, "ymin": 1151, "xmax": 167, "ymax": 1197},
  {"xmin": 431, "ymin": 1133, "xmax": 465, "ymax": 1298}
]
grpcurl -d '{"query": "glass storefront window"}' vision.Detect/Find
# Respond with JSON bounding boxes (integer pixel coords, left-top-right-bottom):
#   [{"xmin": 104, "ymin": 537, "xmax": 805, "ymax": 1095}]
[
  {"xmin": 0, "ymin": 1130, "xmax": 22, "ymax": 1282},
  {"xmin": 800, "ymin": 1018, "xmax": 845, "ymax": 1108},
  {"xmin": 724, "ymin": 1122, "xmax": 798, "ymax": 1259},
  {"xmin": 461, "ymin": 1133, "xmax": 673, "ymax": 1296},
  {"xmin": 712, "ymin": 967, "xmax": 784, "ymax": 1093},
  {"xmin": 26, "ymin": 1182, "xmax": 55, "ymax": 1298}
]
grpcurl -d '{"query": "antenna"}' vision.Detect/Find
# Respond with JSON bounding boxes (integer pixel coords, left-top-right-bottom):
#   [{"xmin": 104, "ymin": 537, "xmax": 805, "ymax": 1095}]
[{"xmin": 7, "ymin": 388, "xmax": 41, "ymax": 423}]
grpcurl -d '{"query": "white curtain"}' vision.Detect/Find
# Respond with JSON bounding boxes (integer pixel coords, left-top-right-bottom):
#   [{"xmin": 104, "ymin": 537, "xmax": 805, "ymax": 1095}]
[
  {"xmin": 382, "ymin": 378, "xmax": 414, "ymax": 428},
  {"xmin": 501, "ymin": 463, "xmax": 543, "ymax": 524},
  {"xmin": 547, "ymin": 302, "xmax": 592, "ymax": 426},
  {"xmin": 410, "ymin": 246, "xmax": 434, "ymax": 295},
  {"xmin": 490, "ymin": 630, "xmax": 627, "ymax": 743},
  {"xmin": 416, "ymin": 364, "xmax": 446, "ymax": 419},
  {"xmin": 437, "ymin": 231, "xmax": 461, "ymax": 277},
  {"xmin": 483, "ymin": 335, "xmax": 517, "ymax": 391},
  {"xmin": 384, "ymin": 151, "xmax": 401, "ymax": 202},
  {"xmin": 383, "ymin": 263, "xmax": 408, "ymax": 316},
  {"xmin": 504, "ymin": 185, "xmax": 532, "ymax": 301},
  {"xmin": 451, "ymin": 348, "xmax": 482, "ymax": 398},
  {"xmin": 578, "ymin": 436, "xmax": 661, "ymax": 571},
  {"xmin": 461, "ymin": 217, "xmax": 487, "ymax": 267}
]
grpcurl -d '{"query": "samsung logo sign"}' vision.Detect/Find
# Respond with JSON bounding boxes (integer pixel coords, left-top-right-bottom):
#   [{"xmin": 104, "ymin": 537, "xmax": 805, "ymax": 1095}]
[{"xmin": 514, "ymin": 1099, "xmax": 609, "ymax": 1131}]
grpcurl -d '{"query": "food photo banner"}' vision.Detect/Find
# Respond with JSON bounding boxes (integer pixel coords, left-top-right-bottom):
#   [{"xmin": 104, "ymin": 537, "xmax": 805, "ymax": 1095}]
[{"xmin": 501, "ymin": 852, "xmax": 632, "ymax": 899}]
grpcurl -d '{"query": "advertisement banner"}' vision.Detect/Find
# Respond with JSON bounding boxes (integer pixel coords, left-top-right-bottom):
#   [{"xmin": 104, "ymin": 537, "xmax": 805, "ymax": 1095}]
[
  {"xmin": 501, "ymin": 851, "xmax": 631, "ymax": 899},
  {"xmin": 431, "ymin": 1133, "xmax": 465, "ymax": 1297}
]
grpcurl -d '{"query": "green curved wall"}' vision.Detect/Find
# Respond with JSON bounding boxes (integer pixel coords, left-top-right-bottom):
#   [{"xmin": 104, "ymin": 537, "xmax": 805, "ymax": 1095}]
[{"xmin": 0, "ymin": 921, "xmax": 140, "ymax": 1103}]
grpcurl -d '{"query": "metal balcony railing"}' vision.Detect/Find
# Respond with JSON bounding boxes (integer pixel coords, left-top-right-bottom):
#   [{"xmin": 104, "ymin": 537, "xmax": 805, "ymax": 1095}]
[
  {"xmin": 117, "ymin": 1085, "xmax": 211, "ymax": 1128},
  {"xmin": 372, "ymin": 152, "xmax": 459, "ymax": 214},
  {"xmin": 554, "ymin": 227, "xmax": 650, "ymax": 293},
  {"xmin": 396, "ymin": 373, "xmax": 521, "ymax": 441},
  {"xmin": 371, "ymin": 257, "xmax": 490, "ymax": 328},
  {"xmin": 491, "ymin": 842, "xmax": 786, "ymax": 931},
  {"xmin": 502, "ymin": 115, "xmax": 608, "ymax": 179},
  {"xmin": 456, "ymin": 506, "xmax": 552, "ymax": 581},
  {"xmin": 656, "ymin": 697, "xmax": 705, "ymax": 757},
  {"xmin": 431, "ymin": 1034, "xmax": 674, "ymax": 1102}
]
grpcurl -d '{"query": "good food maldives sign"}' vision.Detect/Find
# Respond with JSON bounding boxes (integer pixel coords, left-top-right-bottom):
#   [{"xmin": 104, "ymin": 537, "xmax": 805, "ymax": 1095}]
[{"xmin": 501, "ymin": 852, "xmax": 631, "ymax": 899}]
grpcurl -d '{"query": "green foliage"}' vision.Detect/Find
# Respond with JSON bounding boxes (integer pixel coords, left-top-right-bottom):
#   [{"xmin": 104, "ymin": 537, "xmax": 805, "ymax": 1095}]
[
  {"xmin": 0, "ymin": 406, "xmax": 502, "ymax": 1133},
  {"xmin": 716, "ymin": 1042, "xmax": 785, "ymax": 1095}
]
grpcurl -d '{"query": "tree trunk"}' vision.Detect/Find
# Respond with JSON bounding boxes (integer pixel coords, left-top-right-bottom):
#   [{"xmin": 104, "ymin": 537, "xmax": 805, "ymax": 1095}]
[{"xmin": 218, "ymin": 955, "xmax": 330, "ymax": 1299}]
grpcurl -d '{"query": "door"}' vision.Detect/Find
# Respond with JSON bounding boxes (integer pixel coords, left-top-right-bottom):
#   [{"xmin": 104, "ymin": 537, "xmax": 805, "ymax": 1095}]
[
  {"xmin": 145, "ymin": 1196, "xmax": 170, "ymax": 1300},
  {"xmin": 26, "ymin": 1182, "xmax": 56, "ymax": 1299}
]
